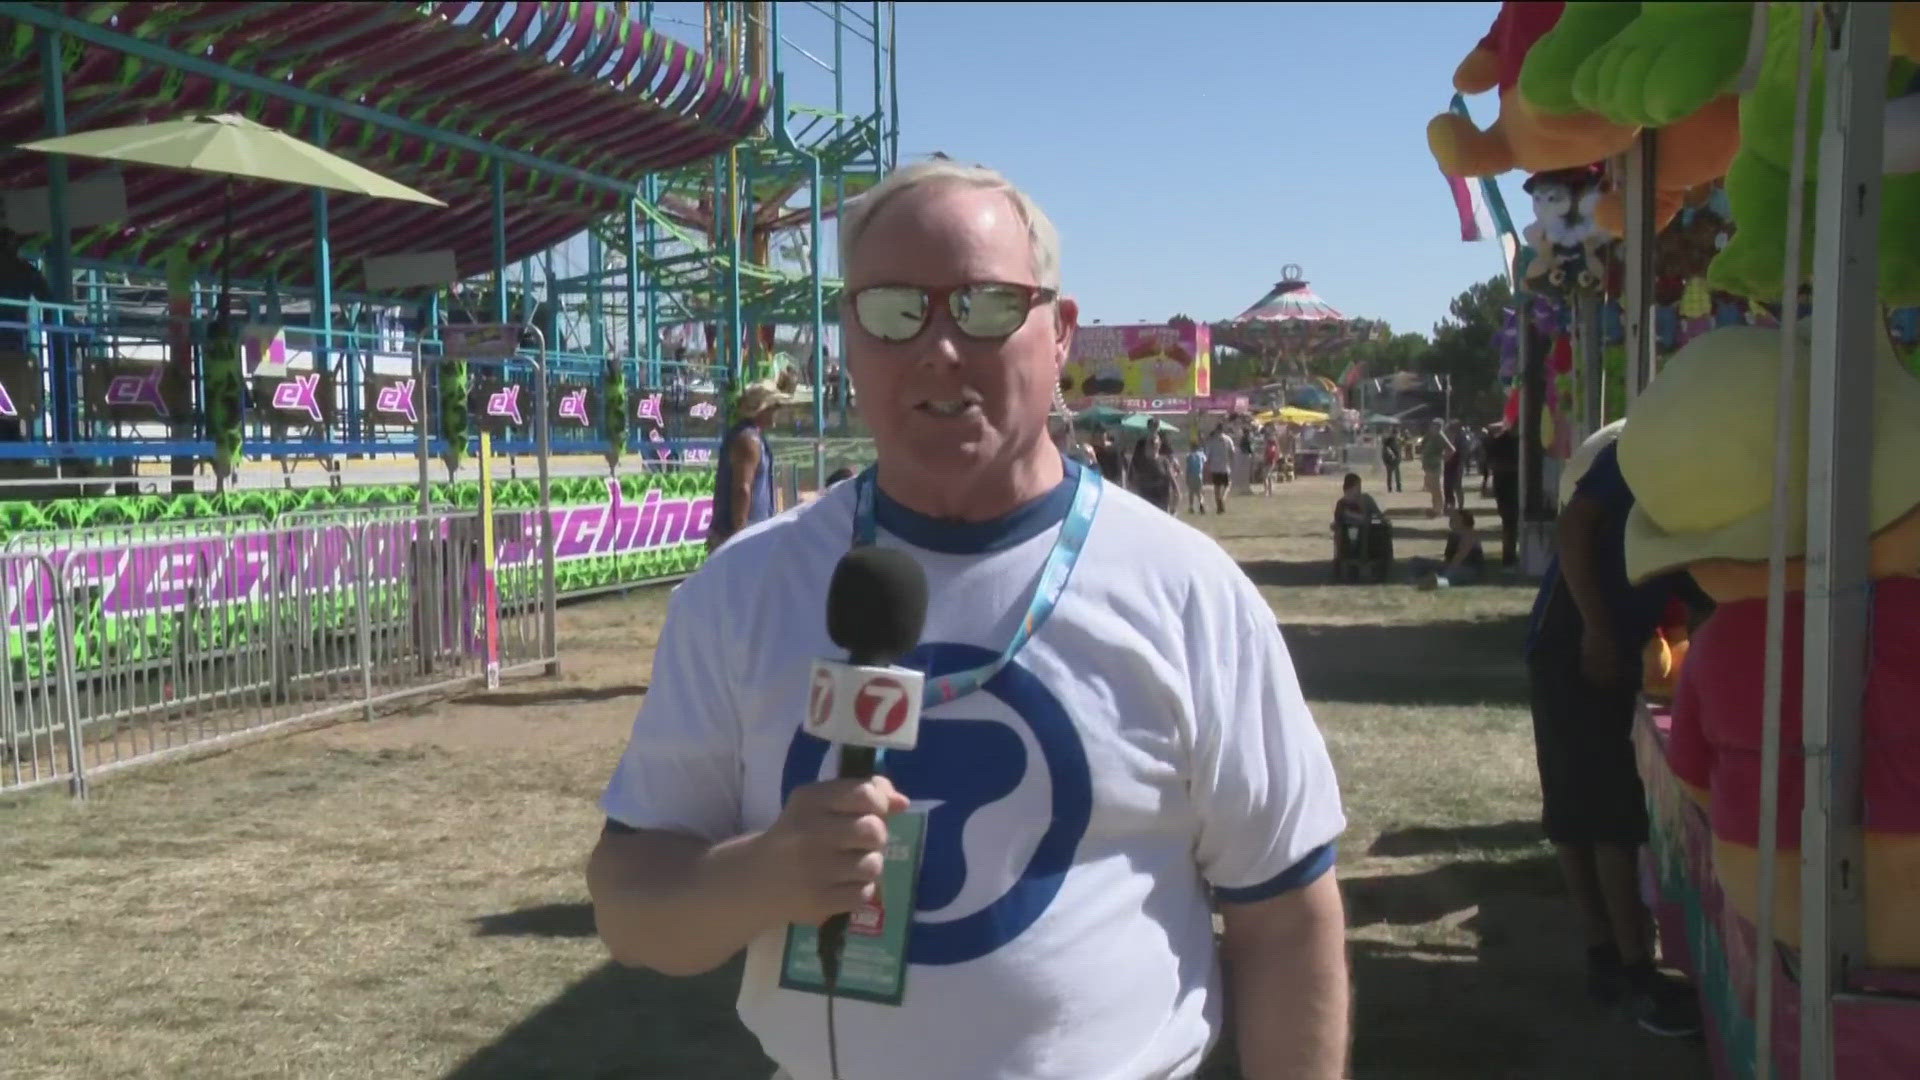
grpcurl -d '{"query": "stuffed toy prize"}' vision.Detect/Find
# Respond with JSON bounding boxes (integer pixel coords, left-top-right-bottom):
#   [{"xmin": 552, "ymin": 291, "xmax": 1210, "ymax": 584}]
[
  {"xmin": 1709, "ymin": 5, "xmax": 1920, "ymax": 303},
  {"xmin": 1427, "ymin": 1, "xmax": 1638, "ymax": 179},
  {"xmin": 1618, "ymin": 325, "xmax": 1920, "ymax": 965},
  {"xmin": 1520, "ymin": 2, "xmax": 1745, "ymax": 236}
]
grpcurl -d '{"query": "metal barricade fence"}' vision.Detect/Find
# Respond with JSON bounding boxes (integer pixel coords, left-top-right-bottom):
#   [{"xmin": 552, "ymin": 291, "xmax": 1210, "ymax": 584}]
[
  {"xmin": 0, "ymin": 553, "xmax": 82, "ymax": 795},
  {"xmin": 0, "ymin": 509, "xmax": 557, "ymax": 798}
]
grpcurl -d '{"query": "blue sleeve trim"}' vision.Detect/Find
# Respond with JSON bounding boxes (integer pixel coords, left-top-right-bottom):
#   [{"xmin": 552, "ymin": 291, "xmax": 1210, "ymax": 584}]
[{"xmin": 1212, "ymin": 842, "xmax": 1337, "ymax": 905}]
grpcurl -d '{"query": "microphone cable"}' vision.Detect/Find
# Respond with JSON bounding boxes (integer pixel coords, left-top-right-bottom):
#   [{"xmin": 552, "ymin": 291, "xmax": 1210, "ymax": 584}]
[{"xmin": 818, "ymin": 919, "xmax": 847, "ymax": 1079}]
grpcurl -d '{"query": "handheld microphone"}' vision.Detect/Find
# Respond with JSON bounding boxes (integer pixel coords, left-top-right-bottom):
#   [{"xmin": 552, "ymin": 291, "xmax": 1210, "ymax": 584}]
[{"xmin": 810, "ymin": 546, "xmax": 929, "ymax": 995}]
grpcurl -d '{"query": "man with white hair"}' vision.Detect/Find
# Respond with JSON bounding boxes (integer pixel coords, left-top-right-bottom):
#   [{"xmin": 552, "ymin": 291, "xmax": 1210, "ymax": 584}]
[{"xmin": 588, "ymin": 158, "xmax": 1349, "ymax": 1080}]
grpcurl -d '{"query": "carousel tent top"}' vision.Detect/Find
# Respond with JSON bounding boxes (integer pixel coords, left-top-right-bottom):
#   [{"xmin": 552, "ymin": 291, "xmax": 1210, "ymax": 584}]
[{"xmin": 1230, "ymin": 265, "xmax": 1349, "ymax": 324}]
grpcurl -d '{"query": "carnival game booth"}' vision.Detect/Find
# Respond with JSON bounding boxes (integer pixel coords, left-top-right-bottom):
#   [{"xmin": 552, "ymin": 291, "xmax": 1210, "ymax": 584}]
[{"xmin": 1426, "ymin": 3, "xmax": 1920, "ymax": 1077}]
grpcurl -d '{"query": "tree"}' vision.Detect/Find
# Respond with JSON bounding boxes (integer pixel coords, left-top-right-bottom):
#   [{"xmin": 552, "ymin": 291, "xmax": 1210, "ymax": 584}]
[{"xmin": 1424, "ymin": 275, "xmax": 1512, "ymax": 421}]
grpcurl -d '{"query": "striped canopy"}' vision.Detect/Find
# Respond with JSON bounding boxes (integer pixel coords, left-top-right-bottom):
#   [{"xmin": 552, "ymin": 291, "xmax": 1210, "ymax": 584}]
[{"xmin": 1232, "ymin": 267, "xmax": 1348, "ymax": 324}]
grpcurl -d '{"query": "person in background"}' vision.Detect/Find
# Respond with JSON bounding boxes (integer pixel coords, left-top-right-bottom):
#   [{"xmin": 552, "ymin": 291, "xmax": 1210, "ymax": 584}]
[
  {"xmin": 1262, "ymin": 429, "xmax": 1281, "ymax": 496},
  {"xmin": 1091, "ymin": 426, "xmax": 1126, "ymax": 486},
  {"xmin": 1380, "ymin": 428, "xmax": 1402, "ymax": 493},
  {"xmin": 1333, "ymin": 472, "xmax": 1384, "ymax": 528},
  {"xmin": 1442, "ymin": 422, "xmax": 1466, "ymax": 513},
  {"xmin": 1130, "ymin": 418, "xmax": 1172, "ymax": 512},
  {"xmin": 1157, "ymin": 429, "xmax": 1181, "ymax": 513},
  {"xmin": 1204, "ymin": 422, "xmax": 1235, "ymax": 514},
  {"xmin": 1184, "ymin": 439, "xmax": 1208, "ymax": 515},
  {"xmin": 1483, "ymin": 420, "xmax": 1521, "ymax": 567},
  {"xmin": 707, "ymin": 380, "xmax": 790, "ymax": 552},
  {"xmin": 1419, "ymin": 420, "xmax": 1453, "ymax": 518},
  {"xmin": 1525, "ymin": 439, "xmax": 1705, "ymax": 1037},
  {"xmin": 1410, "ymin": 507, "xmax": 1487, "ymax": 588},
  {"xmin": 0, "ymin": 227, "xmax": 51, "ymax": 358}
]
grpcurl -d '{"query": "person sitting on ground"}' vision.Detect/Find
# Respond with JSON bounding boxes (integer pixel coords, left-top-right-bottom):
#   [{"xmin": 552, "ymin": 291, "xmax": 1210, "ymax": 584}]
[
  {"xmin": 1333, "ymin": 472, "xmax": 1385, "ymax": 528},
  {"xmin": 1410, "ymin": 508, "xmax": 1488, "ymax": 588}
]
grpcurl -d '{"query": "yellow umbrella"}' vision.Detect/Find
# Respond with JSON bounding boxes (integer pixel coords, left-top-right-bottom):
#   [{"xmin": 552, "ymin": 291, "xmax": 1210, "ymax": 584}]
[
  {"xmin": 1256, "ymin": 406, "xmax": 1329, "ymax": 425},
  {"xmin": 18, "ymin": 114, "xmax": 445, "ymax": 319},
  {"xmin": 16, "ymin": 114, "xmax": 444, "ymax": 205}
]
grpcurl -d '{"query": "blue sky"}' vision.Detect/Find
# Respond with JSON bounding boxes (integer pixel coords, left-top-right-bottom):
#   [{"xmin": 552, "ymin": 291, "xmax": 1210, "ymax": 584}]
[{"xmin": 651, "ymin": 1, "xmax": 1523, "ymax": 339}]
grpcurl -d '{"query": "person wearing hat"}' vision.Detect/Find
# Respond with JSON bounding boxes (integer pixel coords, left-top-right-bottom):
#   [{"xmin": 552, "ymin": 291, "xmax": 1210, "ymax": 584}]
[
  {"xmin": 1523, "ymin": 396, "xmax": 1708, "ymax": 1037},
  {"xmin": 1619, "ymin": 325, "xmax": 1920, "ymax": 969},
  {"xmin": 707, "ymin": 379, "xmax": 791, "ymax": 553}
]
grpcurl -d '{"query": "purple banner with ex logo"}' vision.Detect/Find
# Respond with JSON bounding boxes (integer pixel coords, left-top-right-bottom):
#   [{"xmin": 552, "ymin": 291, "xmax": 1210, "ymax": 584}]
[{"xmin": 4, "ymin": 477, "xmax": 714, "ymax": 632}]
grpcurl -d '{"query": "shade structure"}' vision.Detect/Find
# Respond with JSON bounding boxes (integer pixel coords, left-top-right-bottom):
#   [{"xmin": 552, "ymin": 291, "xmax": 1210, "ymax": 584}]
[
  {"xmin": 1120, "ymin": 412, "xmax": 1180, "ymax": 434},
  {"xmin": 1255, "ymin": 406, "xmax": 1330, "ymax": 426},
  {"xmin": 17, "ymin": 114, "xmax": 444, "ymax": 206}
]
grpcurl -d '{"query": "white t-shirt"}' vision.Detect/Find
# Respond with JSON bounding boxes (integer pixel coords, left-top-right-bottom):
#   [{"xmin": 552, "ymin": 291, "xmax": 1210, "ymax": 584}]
[
  {"xmin": 1203, "ymin": 433, "xmax": 1234, "ymax": 474},
  {"xmin": 600, "ymin": 459, "xmax": 1346, "ymax": 1080}
]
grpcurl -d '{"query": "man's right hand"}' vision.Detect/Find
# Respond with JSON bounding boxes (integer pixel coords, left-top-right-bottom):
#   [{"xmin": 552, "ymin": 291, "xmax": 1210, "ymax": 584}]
[{"xmin": 752, "ymin": 776, "xmax": 910, "ymax": 925}]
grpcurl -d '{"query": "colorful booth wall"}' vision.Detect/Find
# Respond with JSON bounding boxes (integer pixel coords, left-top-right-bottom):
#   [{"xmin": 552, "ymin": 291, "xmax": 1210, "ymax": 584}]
[{"xmin": 1063, "ymin": 323, "xmax": 1213, "ymax": 413}]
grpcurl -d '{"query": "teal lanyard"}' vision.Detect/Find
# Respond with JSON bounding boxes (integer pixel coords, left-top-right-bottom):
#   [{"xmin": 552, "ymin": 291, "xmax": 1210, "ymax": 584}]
[{"xmin": 851, "ymin": 462, "xmax": 1103, "ymax": 708}]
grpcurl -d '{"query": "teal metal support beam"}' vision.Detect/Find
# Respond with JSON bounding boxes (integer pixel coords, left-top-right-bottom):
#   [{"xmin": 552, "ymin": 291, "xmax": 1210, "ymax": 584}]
[
  {"xmin": 38, "ymin": 28, "xmax": 75, "ymax": 444},
  {"xmin": 886, "ymin": 3, "xmax": 899, "ymax": 169},
  {"xmin": 587, "ymin": 228, "xmax": 605, "ymax": 357},
  {"xmin": 492, "ymin": 160, "xmax": 509, "ymax": 323},
  {"xmin": 624, "ymin": 198, "xmax": 640, "ymax": 364},
  {"xmin": 0, "ymin": 2, "xmax": 638, "ymax": 197},
  {"xmin": 728, "ymin": 156, "xmax": 746, "ymax": 386},
  {"xmin": 643, "ymin": 173, "xmax": 661, "ymax": 386},
  {"xmin": 313, "ymin": 112, "xmax": 349, "ymax": 449}
]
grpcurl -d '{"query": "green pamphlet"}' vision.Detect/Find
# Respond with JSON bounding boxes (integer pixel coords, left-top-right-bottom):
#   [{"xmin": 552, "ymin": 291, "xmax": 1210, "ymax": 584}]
[{"xmin": 778, "ymin": 809, "xmax": 927, "ymax": 1007}]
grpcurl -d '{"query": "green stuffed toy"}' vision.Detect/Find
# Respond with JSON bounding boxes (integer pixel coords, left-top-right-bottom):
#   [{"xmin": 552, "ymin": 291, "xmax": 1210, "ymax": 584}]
[
  {"xmin": 1520, "ymin": 1, "xmax": 1750, "ymax": 238},
  {"xmin": 1519, "ymin": 2, "xmax": 1645, "ymax": 118},
  {"xmin": 1708, "ymin": 4, "xmax": 1920, "ymax": 303},
  {"xmin": 1569, "ymin": 2, "xmax": 1754, "ymax": 126}
]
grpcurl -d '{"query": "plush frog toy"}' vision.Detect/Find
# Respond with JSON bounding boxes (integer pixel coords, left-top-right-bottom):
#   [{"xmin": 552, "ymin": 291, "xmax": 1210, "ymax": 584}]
[
  {"xmin": 1518, "ymin": 2, "xmax": 1746, "ymax": 237},
  {"xmin": 1617, "ymin": 324, "xmax": 1920, "ymax": 964},
  {"xmin": 1708, "ymin": 4, "xmax": 1920, "ymax": 303},
  {"xmin": 1427, "ymin": 1, "xmax": 1638, "ymax": 179}
]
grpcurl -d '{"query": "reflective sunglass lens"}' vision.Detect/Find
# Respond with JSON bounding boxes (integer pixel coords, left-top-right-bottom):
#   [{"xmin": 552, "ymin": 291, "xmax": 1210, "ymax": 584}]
[
  {"xmin": 854, "ymin": 287, "xmax": 930, "ymax": 341},
  {"xmin": 953, "ymin": 284, "xmax": 1031, "ymax": 337}
]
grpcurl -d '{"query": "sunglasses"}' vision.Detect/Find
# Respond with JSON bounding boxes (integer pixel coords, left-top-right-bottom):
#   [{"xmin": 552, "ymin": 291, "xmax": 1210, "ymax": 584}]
[{"xmin": 849, "ymin": 281, "xmax": 1058, "ymax": 343}]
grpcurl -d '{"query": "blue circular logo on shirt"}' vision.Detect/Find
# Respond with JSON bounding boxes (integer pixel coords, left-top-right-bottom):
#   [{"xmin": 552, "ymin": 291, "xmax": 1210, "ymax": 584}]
[{"xmin": 779, "ymin": 642, "xmax": 1092, "ymax": 966}]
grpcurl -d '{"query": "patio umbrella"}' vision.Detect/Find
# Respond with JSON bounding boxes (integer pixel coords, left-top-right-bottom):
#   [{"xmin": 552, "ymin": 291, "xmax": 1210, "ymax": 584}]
[
  {"xmin": 1074, "ymin": 404, "xmax": 1129, "ymax": 429},
  {"xmin": 18, "ymin": 113, "xmax": 444, "ymax": 316},
  {"xmin": 1120, "ymin": 412, "xmax": 1179, "ymax": 434}
]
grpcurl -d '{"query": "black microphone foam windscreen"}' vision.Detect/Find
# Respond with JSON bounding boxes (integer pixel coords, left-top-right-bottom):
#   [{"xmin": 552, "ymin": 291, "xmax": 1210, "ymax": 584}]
[{"xmin": 825, "ymin": 546, "xmax": 929, "ymax": 665}]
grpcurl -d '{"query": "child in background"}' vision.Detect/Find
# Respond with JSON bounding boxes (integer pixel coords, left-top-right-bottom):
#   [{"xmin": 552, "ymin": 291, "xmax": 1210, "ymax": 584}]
[{"xmin": 1184, "ymin": 442, "xmax": 1208, "ymax": 515}]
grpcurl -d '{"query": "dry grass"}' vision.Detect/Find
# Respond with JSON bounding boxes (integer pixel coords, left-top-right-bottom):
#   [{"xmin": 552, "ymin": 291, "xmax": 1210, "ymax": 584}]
[{"xmin": 0, "ymin": 469, "xmax": 1705, "ymax": 1079}]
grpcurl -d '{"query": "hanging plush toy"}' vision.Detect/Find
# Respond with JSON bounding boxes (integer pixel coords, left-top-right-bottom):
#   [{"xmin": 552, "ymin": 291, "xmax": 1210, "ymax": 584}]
[
  {"xmin": 1426, "ymin": 1, "xmax": 1639, "ymax": 179},
  {"xmin": 1619, "ymin": 325, "xmax": 1920, "ymax": 965},
  {"xmin": 1520, "ymin": 1, "xmax": 1746, "ymax": 237},
  {"xmin": 1521, "ymin": 165, "xmax": 1609, "ymax": 293},
  {"xmin": 1708, "ymin": 4, "xmax": 1920, "ymax": 303}
]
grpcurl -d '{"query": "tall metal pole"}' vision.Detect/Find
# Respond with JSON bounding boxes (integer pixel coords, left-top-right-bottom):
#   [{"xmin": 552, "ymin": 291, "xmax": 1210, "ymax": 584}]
[
  {"xmin": 1799, "ymin": 4, "xmax": 1886, "ymax": 1075},
  {"xmin": 313, "ymin": 113, "xmax": 343, "ymax": 451},
  {"xmin": 1621, "ymin": 130, "xmax": 1659, "ymax": 402},
  {"xmin": 833, "ymin": 1, "xmax": 851, "ymax": 431},
  {"xmin": 38, "ymin": 29, "xmax": 74, "ymax": 447},
  {"xmin": 491, "ymin": 160, "xmax": 509, "ymax": 325}
]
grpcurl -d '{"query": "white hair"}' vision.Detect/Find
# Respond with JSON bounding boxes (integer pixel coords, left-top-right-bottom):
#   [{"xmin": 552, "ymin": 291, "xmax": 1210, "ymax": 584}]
[{"xmin": 837, "ymin": 157, "xmax": 1062, "ymax": 290}]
